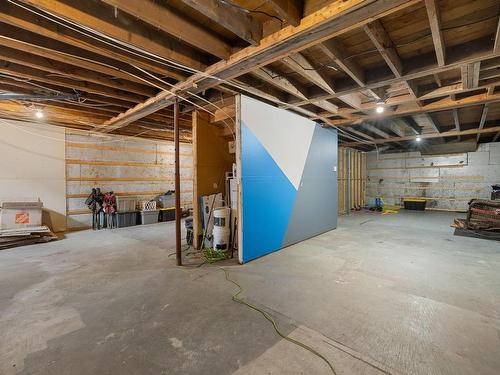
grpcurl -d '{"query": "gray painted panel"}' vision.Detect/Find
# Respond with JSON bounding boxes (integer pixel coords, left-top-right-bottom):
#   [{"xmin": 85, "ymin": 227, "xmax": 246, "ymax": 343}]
[{"xmin": 283, "ymin": 127, "xmax": 337, "ymax": 246}]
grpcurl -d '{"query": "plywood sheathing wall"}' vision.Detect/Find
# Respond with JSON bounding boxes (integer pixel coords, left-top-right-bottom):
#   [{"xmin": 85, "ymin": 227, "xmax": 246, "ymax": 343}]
[
  {"xmin": 338, "ymin": 147, "xmax": 366, "ymax": 215},
  {"xmin": 192, "ymin": 110, "xmax": 235, "ymax": 248},
  {"xmin": 366, "ymin": 142, "xmax": 500, "ymax": 211},
  {"xmin": 65, "ymin": 131, "xmax": 193, "ymax": 230}
]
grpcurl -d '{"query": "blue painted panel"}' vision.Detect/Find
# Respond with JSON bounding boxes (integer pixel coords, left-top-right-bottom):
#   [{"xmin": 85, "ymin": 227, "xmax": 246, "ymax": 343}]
[{"xmin": 241, "ymin": 122, "xmax": 297, "ymax": 262}]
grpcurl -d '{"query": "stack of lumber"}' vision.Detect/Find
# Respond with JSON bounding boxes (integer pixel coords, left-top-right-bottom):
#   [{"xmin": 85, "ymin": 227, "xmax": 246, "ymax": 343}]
[
  {"xmin": 452, "ymin": 200, "xmax": 500, "ymax": 241},
  {"xmin": 0, "ymin": 226, "xmax": 58, "ymax": 250}
]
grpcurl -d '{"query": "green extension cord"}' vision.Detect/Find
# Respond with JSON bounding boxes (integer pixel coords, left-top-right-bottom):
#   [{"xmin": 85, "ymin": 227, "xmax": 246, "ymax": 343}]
[
  {"xmin": 202, "ymin": 248, "xmax": 227, "ymax": 263},
  {"xmin": 220, "ymin": 267, "xmax": 337, "ymax": 375}
]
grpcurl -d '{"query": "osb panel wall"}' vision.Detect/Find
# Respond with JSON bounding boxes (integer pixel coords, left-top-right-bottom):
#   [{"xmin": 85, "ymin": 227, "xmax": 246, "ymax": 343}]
[
  {"xmin": 338, "ymin": 147, "xmax": 366, "ymax": 215},
  {"xmin": 365, "ymin": 142, "xmax": 500, "ymax": 211},
  {"xmin": 65, "ymin": 131, "xmax": 193, "ymax": 229},
  {"xmin": 192, "ymin": 110, "xmax": 235, "ymax": 247}
]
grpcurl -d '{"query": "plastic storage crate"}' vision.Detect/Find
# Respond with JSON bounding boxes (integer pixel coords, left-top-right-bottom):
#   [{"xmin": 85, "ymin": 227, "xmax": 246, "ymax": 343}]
[
  {"xmin": 116, "ymin": 196, "xmax": 137, "ymax": 212},
  {"xmin": 403, "ymin": 198, "xmax": 426, "ymax": 211},
  {"xmin": 139, "ymin": 200, "xmax": 157, "ymax": 211},
  {"xmin": 117, "ymin": 211, "xmax": 138, "ymax": 228},
  {"xmin": 157, "ymin": 193, "xmax": 175, "ymax": 208},
  {"xmin": 159, "ymin": 208, "xmax": 175, "ymax": 222},
  {"xmin": 140, "ymin": 210, "xmax": 159, "ymax": 225}
]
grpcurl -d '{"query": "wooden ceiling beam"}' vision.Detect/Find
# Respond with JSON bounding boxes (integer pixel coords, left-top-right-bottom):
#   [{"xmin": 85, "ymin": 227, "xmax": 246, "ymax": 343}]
[
  {"xmin": 330, "ymin": 91, "xmax": 500, "ymax": 126},
  {"xmin": 101, "ymin": 0, "xmax": 421, "ymax": 130},
  {"xmin": 19, "ymin": 0, "xmax": 204, "ymax": 70},
  {"xmin": 495, "ymin": 15, "xmax": 500, "ymax": 53},
  {"xmin": 0, "ymin": 32, "xmax": 153, "ymax": 87},
  {"xmin": 266, "ymin": 0, "xmax": 303, "ymax": 27},
  {"xmin": 281, "ymin": 52, "xmax": 365, "ymax": 111},
  {"xmin": 251, "ymin": 67, "xmax": 308, "ymax": 100},
  {"xmin": 294, "ymin": 43, "xmax": 500, "ymax": 111},
  {"xmin": 363, "ymin": 20, "xmax": 422, "ymax": 105},
  {"xmin": 476, "ymin": 103, "xmax": 489, "ymax": 142},
  {"xmin": 346, "ymin": 127, "xmax": 374, "ymax": 140},
  {"xmin": 343, "ymin": 124, "xmax": 500, "ymax": 147},
  {"xmin": 364, "ymin": 20, "xmax": 402, "ymax": 77},
  {"xmin": 0, "ymin": 84, "xmax": 122, "ymax": 117},
  {"xmin": 282, "ymin": 53, "xmax": 335, "ymax": 94},
  {"xmin": 389, "ymin": 118, "xmax": 410, "ymax": 137},
  {"xmin": 178, "ymin": 0, "xmax": 262, "ymax": 45},
  {"xmin": 413, "ymin": 113, "xmax": 440, "ymax": 133},
  {"xmin": 0, "ymin": 45, "xmax": 157, "ymax": 98},
  {"xmin": 401, "ymin": 116, "xmax": 422, "ymax": 135},
  {"xmin": 433, "ymin": 73, "xmax": 442, "ymax": 87},
  {"xmin": 452, "ymin": 108, "xmax": 461, "ymax": 141},
  {"xmin": 0, "ymin": 101, "xmax": 108, "ymax": 126},
  {"xmin": 319, "ymin": 39, "xmax": 364, "ymax": 86},
  {"xmin": 0, "ymin": 3, "xmax": 186, "ymax": 81},
  {"xmin": 0, "ymin": 61, "xmax": 146, "ymax": 103},
  {"xmin": 312, "ymin": 78, "xmax": 500, "ymax": 120},
  {"xmin": 314, "ymin": 100, "xmax": 339, "ymax": 114},
  {"xmin": 233, "ymin": 74, "xmax": 287, "ymax": 103},
  {"xmin": 452, "ymin": 109, "xmax": 461, "ymax": 132},
  {"xmin": 237, "ymin": 70, "xmax": 344, "ymax": 118},
  {"xmin": 319, "ymin": 38, "xmax": 382, "ymax": 101},
  {"xmin": 102, "ymin": 0, "xmax": 231, "ymax": 59},
  {"xmin": 0, "ymin": 113, "xmax": 93, "ymax": 131},
  {"xmin": 0, "ymin": 78, "xmax": 138, "ymax": 109},
  {"xmin": 361, "ymin": 122, "xmax": 390, "ymax": 138},
  {"xmin": 424, "ymin": 0, "xmax": 445, "ymax": 67},
  {"xmin": 461, "ymin": 62, "xmax": 480, "ymax": 89}
]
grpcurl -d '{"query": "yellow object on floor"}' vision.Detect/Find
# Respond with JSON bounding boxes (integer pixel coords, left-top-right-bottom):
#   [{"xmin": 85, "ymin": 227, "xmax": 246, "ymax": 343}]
[
  {"xmin": 382, "ymin": 209, "xmax": 399, "ymax": 215},
  {"xmin": 383, "ymin": 205, "xmax": 401, "ymax": 211}
]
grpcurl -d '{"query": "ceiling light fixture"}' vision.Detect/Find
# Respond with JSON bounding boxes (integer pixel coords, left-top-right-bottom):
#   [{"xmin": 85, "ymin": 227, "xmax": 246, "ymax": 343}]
[
  {"xmin": 35, "ymin": 109, "xmax": 44, "ymax": 119},
  {"xmin": 375, "ymin": 100, "xmax": 385, "ymax": 114},
  {"xmin": 416, "ymin": 136, "xmax": 422, "ymax": 142}
]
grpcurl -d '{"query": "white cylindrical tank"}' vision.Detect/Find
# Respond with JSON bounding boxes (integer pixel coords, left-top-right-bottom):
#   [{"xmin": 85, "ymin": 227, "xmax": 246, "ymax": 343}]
[
  {"xmin": 213, "ymin": 226, "xmax": 230, "ymax": 250},
  {"xmin": 213, "ymin": 207, "xmax": 231, "ymax": 229}
]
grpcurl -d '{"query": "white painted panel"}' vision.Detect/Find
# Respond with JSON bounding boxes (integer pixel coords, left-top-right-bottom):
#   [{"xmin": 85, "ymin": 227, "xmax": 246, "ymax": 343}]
[
  {"xmin": 0, "ymin": 120, "xmax": 66, "ymax": 231},
  {"xmin": 241, "ymin": 96, "xmax": 314, "ymax": 190},
  {"xmin": 489, "ymin": 145, "xmax": 500, "ymax": 165},
  {"xmin": 468, "ymin": 151, "xmax": 490, "ymax": 166}
]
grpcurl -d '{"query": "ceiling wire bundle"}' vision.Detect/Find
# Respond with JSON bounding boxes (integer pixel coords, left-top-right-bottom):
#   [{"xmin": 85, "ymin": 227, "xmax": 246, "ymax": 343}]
[
  {"xmin": 6, "ymin": 0, "xmax": 309, "ymax": 136},
  {"xmin": 5, "ymin": 0, "xmax": 381, "ymax": 151},
  {"xmin": 6, "ymin": 1, "xmax": 238, "ymax": 140}
]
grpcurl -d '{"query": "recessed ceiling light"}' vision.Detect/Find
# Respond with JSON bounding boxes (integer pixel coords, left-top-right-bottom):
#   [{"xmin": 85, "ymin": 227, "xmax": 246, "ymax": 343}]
[
  {"xmin": 35, "ymin": 110, "xmax": 44, "ymax": 119},
  {"xmin": 416, "ymin": 136, "xmax": 422, "ymax": 142},
  {"xmin": 375, "ymin": 105, "xmax": 384, "ymax": 114}
]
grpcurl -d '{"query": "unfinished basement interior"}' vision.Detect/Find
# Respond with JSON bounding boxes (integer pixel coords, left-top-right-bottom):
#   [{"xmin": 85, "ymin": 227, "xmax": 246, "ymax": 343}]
[{"xmin": 1, "ymin": 0, "xmax": 500, "ymax": 374}]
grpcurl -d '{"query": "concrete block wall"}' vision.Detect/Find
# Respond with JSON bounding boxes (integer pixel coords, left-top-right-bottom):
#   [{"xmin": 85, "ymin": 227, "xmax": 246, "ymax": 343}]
[
  {"xmin": 65, "ymin": 131, "xmax": 193, "ymax": 229},
  {"xmin": 365, "ymin": 142, "xmax": 500, "ymax": 211}
]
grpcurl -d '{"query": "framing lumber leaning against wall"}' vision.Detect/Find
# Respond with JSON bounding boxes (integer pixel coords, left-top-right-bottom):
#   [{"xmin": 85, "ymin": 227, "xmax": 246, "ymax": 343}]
[
  {"xmin": 338, "ymin": 147, "xmax": 366, "ymax": 214},
  {"xmin": 65, "ymin": 130, "xmax": 193, "ymax": 230}
]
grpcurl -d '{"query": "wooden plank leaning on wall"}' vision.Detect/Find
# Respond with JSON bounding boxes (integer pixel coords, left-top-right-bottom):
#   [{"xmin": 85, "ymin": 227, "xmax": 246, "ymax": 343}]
[{"xmin": 337, "ymin": 147, "xmax": 366, "ymax": 215}]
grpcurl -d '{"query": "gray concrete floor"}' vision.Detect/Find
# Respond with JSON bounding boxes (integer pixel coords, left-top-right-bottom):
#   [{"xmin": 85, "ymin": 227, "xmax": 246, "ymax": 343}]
[{"xmin": 0, "ymin": 211, "xmax": 499, "ymax": 375}]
